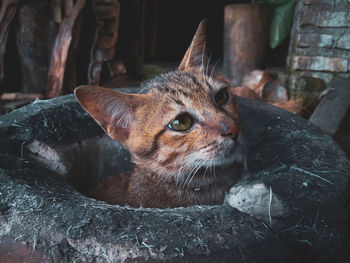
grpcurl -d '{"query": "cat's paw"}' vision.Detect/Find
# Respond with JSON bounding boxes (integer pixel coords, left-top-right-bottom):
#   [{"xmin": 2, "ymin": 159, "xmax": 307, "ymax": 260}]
[{"xmin": 225, "ymin": 181, "xmax": 288, "ymax": 225}]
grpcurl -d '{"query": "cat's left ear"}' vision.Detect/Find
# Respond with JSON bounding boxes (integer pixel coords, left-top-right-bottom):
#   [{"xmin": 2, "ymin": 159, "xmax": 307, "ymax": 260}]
[
  {"xmin": 179, "ymin": 19, "xmax": 208, "ymax": 71},
  {"xmin": 74, "ymin": 85, "xmax": 146, "ymax": 142}
]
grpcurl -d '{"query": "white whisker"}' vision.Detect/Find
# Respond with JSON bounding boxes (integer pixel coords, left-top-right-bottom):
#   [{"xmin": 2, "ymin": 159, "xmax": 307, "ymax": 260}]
[
  {"xmin": 187, "ymin": 160, "xmax": 204, "ymax": 186},
  {"xmin": 201, "ymin": 43, "xmax": 207, "ymax": 81},
  {"xmin": 206, "ymin": 50, "xmax": 213, "ymax": 77},
  {"xmin": 185, "ymin": 162, "xmax": 199, "ymax": 185},
  {"xmin": 203, "ymin": 162, "xmax": 210, "ymax": 186},
  {"xmin": 210, "ymin": 58, "xmax": 221, "ymax": 80}
]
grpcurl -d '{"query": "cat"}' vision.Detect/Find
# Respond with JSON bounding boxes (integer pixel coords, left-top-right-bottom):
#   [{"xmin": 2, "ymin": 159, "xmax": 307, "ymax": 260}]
[{"xmin": 74, "ymin": 20, "xmax": 245, "ymax": 208}]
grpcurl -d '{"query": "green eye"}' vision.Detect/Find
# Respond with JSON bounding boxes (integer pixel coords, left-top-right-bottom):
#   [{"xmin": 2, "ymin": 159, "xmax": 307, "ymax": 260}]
[
  {"xmin": 215, "ymin": 88, "xmax": 229, "ymax": 105},
  {"xmin": 167, "ymin": 113, "xmax": 193, "ymax": 131}
]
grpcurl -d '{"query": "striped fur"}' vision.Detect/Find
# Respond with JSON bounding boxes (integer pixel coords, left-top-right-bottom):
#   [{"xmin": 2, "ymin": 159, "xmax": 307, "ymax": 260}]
[{"xmin": 75, "ymin": 21, "xmax": 244, "ymax": 208}]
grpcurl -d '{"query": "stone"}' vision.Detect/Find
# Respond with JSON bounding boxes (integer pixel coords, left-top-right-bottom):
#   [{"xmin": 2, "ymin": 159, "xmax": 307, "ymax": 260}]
[
  {"xmin": 334, "ymin": 0, "xmax": 350, "ymax": 8},
  {"xmin": 317, "ymin": 11, "xmax": 350, "ymax": 27},
  {"xmin": 0, "ymin": 88, "xmax": 349, "ymax": 262},
  {"xmin": 300, "ymin": 8, "xmax": 350, "ymax": 27},
  {"xmin": 292, "ymin": 56, "xmax": 348, "ymax": 72},
  {"xmin": 297, "ymin": 33, "xmax": 333, "ymax": 48},
  {"xmin": 288, "ymin": 0, "xmax": 350, "ymax": 97},
  {"xmin": 303, "ymin": 0, "xmax": 334, "ymax": 6},
  {"xmin": 336, "ymin": 32, "xmax": 350, "ymax": 50},
  {"xmin": 302, "ymin": 0, "xmax": 336, "ymax": 11},
  {"xmin": 299, "ymin": 8, "xmax": 317, "ymax": 27}
]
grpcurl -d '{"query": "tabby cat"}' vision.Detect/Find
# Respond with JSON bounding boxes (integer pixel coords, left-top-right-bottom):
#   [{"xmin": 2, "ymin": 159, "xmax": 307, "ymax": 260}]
[{"xmin": 74, "ymin": 20, "xmax": 244, "ymax": 208}]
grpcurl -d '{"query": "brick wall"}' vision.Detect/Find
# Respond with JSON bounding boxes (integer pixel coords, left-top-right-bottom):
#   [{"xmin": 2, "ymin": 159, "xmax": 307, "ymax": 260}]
[{"xmin": 287, "ymin": 0, "xmax": 350, "ymax": 99}]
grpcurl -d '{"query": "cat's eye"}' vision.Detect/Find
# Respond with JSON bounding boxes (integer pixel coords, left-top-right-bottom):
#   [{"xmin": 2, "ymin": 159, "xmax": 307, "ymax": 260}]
[
  {"xmin": 215, "ymin": 88, "xmax": 229, "ymax": 105},
  {"xmin": 167, "ymin": 113, "xmax": 193, "ymax": 131}
]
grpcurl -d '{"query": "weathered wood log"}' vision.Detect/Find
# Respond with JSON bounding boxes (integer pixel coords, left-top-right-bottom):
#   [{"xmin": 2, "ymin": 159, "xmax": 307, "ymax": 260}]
[
  {"xmin": 47, "ymin": 0, "xmax": 85, "ymax": 98},
  {"xmin": 0, "ymin": 92, "xmax": 43, "ymax": 114},
  {"xmin": 309, "ymin": 77, "xmax": 350, "ymax": 135},
  {"xmin": 88, "ymin": 0, "xmax": 120, "ymax": 85},
  {"xmin": 0, "ymin": 0, "xmax": 19, "ymax": 90},
  {"xmin": 16, "ymin": 1, "xmax": 52, "ymax": 94},
  {"xmin": 65, "ymin": 0, "xmax": 74, "ymax": 16},
  {"xmin": 63, "ymin": 0, "xmax": 84, "ymax": 93},
  {"xmin": 107, "ymin": 58, "xmax": 127, "ymax": 77},
  {"xmin": 1, "ymin": 92, "xmax": 43, "ymax": 100},
  {"xmin": 224, "ymin": 4, "xmax": 271, "ymax": 86}
]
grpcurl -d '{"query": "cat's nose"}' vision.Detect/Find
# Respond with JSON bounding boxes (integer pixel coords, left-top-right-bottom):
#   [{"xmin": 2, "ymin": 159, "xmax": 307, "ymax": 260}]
[{"xmin": 220, "ymin": 121, "xmax": 238, "ymax": 138}]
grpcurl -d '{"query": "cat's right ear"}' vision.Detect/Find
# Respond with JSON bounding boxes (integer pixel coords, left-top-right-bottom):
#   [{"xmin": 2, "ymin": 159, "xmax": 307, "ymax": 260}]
[
  {"xmin": 74, "ymin": 86, "xmax": 146, "ymax": 142},
  {"xmin": 178, "ymin": 19, "xmax": 208, "ymax": 71}
]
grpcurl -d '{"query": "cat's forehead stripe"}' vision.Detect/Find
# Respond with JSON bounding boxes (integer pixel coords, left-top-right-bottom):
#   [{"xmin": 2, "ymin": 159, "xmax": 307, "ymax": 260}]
[
  {"xmin": 173, "ymin": 99, "xmax": 185, "ymax": 106},
  {"xmin": 147, "ymin": 70, "xmax": 222, "ymax": 109},
  {"xmin": 183, "ymin": 72, "xmax": 201, "ymax": 90},
  {"xmin": 153, "ymin": 71, "xmax": 203, "ymax": 93}
]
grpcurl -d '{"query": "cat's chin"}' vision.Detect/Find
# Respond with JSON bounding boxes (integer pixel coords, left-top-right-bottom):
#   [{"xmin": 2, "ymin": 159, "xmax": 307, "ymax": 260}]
[
  {"xmin": 182, "ymin": 156, "xmax": 244, "ymax": 188},
  {"xmin": 213, "ymin": 142, "xmax": 244, "ymax": 167},
  {"xmin": 180, "ymin": 142, "xmax": 244, "ymax": 182}
]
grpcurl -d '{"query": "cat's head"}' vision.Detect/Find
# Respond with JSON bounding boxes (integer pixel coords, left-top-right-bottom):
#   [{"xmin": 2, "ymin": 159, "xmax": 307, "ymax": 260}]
[{"xmin": 75, "ymin": 20, "xmax": 243, "ymax": 184}]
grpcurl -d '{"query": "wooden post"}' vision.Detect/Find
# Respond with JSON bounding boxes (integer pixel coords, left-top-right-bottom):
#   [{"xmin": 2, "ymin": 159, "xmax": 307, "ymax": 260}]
[
  {"xmin": 224, "ymin": 4, "xmax": 271, "ymax": 86},
  {"xmin": 47, "ymin": 0, "xmax": 85, "ymax": 98},
  {"xmin": 88, "ymin": 0, "xmax": 120, "ymax": 85},
  {"xmin": 0, "ymin": 0, "xmax": 19, "ymax": 90}
]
